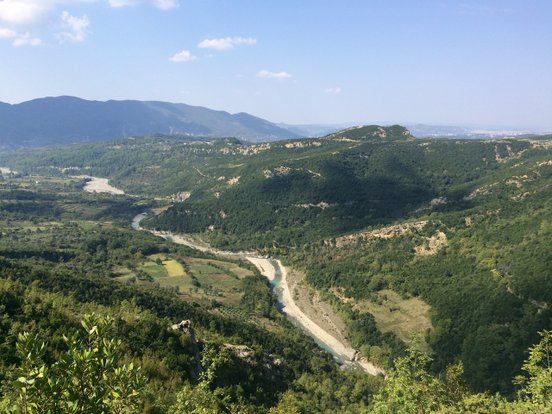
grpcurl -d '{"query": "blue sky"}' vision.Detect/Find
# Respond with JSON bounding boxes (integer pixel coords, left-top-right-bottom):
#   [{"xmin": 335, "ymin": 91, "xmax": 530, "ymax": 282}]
[{"xmin": 1, "ymin": 0, "xmax": 551, "ymax": 128}]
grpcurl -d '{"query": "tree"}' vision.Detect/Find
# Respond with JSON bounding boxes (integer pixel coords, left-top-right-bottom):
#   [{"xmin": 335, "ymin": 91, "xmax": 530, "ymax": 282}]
[
  {"xmin": 513, "ymin": 330, "xmax": 552, "ymax": 412},
  {"xmin": 5, "ymin": 313, "xmax": 147, "ymax": 414},
  {"xmin": 371, "ymin": 346, "xmax": 445, "ymax": 414},
  {"xmin": 169, "ymin": 344, "xmax": 254, "ymax": 414}
]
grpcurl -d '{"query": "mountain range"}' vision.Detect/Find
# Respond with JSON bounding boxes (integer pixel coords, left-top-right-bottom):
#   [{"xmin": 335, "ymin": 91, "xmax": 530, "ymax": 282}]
[{"xmin": 0, "ymin": 96, "xmax": 298, "ymax": 147}]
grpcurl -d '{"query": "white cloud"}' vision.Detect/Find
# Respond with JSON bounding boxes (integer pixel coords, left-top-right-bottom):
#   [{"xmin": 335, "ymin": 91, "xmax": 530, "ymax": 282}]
[
  {"xmin": 0, "ymin": 0, "xmax": 177, "ymax": 27},
  {"xmin": 324, "ymin": 87, "xmax": 342, "ymax": 94},
  {"xmin": 57, "ymin": 11, "xmax": 90, "ymax": 43},
  {"xmin": 0, "ymin": 1, "xmax": 48, "ymax": 25},
  {"xmin": 256, "ymin": 70, "xmax": 291, "ymax": 80},
  {"xmin": 108, "ymin": 0, "xmax": 140, "ymax": 7},
  {"xmin": 170, "ymin": 49, "xmax": 197, "ymax": 62},
  {"xmin": 12, "ymin": 32, "xmax": 41, "ymax": 46},
  {"xmin": 198, "ymin": 36, "xmax": 257, "ymax": 51},
  {"xmin": 0, "ymin": 0, "xmax": 177, "ymax": 47},
  {"xmin": 108, "ymin": 0, "xmax": 178, "ymax": 9},
  {"xmin": 151, "ymin": 0, "xmax": 178, "ymax": 10},
  {"xmin": 0, "ymin": 27, "xmax": 17, "ymax": 38},
  {"xmin": 0, "ymin": 25, "xmax": 41, "ymax": 46}
]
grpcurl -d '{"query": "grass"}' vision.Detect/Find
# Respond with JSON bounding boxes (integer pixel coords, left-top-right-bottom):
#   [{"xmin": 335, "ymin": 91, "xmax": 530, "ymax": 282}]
[
  {"xmin": 110, "ymin": 254, "xmax": 253, "ymax": 307},
  {"xmin": 156, "ymin": 275, "xmax": 195, "ymax": 292},
  {"xmin": 187, "ymin": 259, "xmax": 243, "ymax": 289},
  {"xmin": 187, "ymin": 258, "xmax": 254, "ymax": 279},
  {"xmin": 142, "ymin": 262, "xmax": 168, "ymax": 279},
  {"xmin": 334, "ymin": 288, "xmax": 433, "ymax": 351},
  {"xmin": 163, "ymin": 259, "xmax": 186, "ymax": 277},
  {"xmin": 77, "ymin": 221, "xmax": 100, "ymax": 231}
]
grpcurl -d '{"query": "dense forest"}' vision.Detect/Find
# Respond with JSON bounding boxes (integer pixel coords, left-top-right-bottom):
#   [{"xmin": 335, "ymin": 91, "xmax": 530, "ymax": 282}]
[{"xmin": 0, "ymin": 126, "xmax": 551, "ymax": 412}]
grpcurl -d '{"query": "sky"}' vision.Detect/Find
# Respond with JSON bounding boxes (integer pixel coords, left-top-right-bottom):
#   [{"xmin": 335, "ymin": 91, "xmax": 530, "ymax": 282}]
[{"xmin": 1, "ymin": 0, "xmax": 552, "ymax": 128}]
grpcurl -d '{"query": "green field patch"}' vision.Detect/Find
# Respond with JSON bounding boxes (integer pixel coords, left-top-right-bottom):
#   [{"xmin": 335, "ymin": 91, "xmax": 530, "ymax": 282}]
[
  {"xmin": 199, "ymin": 272, "xmax": 235, "ymax": 287},
  {"xmin": 152, "ymin": 257, "xmax": 247, "ymax": 306},
  {"xmin": 187, "ymin": 257, "xmax": 254, "ymax": 279},
  {"xmin": 156, "ymin": 275, "xmax": 194, "ymax": 292},
  {"xmin": 189, "ymin": 260, "xmax": 240, "ymax": 288},
  {"xmin": 334, "ymin": 288, "xmax": 433, "ymax": 350},
  {"xmin": 142, "ymin": 262, "xmax": 168, "ymax": 279}
]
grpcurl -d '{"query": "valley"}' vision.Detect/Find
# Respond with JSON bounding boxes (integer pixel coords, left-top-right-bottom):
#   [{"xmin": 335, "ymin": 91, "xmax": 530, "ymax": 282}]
[
  {"xmin": 132, "ymin": 212, "xmax": 384, "ymax": 375},
  {"xmin": 0, "ymin": 126, "xmax": 551, "ymax": 412}
]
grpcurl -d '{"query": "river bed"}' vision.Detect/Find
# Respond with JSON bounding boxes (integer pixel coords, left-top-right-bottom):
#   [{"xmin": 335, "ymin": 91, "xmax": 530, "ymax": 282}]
[
  {"xmin": 74, "ymin": 175, "xmax": 125, "ymax": 195},
  {"xmin": 131, "ymin": 213, "xmax": 384, "ymax": 375}
]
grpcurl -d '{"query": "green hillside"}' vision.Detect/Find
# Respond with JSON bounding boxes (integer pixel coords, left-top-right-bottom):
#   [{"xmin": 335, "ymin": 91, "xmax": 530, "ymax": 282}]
[
  {"xmin": 0, "ymin": 126, "xmax": 551, "ymax": 411},
  {"xmin": 0, "ymin": 175, "xmax": 381, "ymax": 412}
]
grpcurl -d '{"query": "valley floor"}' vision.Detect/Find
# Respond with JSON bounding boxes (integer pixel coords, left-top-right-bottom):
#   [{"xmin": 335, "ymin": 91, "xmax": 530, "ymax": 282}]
[{"xmin": 133, "ymin": 214, "xmax": 384, "ymax": 376}]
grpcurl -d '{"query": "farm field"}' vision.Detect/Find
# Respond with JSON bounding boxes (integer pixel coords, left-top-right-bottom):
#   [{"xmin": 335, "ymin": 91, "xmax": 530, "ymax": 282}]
[{"xmin": 113, "ymin": 253, "xmax": 256, "ymax": 307}]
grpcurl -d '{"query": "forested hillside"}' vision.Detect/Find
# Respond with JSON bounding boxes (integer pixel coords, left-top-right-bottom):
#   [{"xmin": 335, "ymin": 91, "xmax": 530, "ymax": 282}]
[
  {"xmin": 0, "ymin": 96, "xmax": 297, "ymax": 148},
  {"xmin": 0, "ymin": 175, "xmax": 381, "ymax": 412},
  {"xmin": 0, "ymin": 126, "xmax": 551, "ymax": 412}
]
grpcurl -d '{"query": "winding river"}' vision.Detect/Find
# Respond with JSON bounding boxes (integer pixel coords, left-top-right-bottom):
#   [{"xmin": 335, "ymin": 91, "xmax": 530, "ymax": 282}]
[{"xmin": 132, "ymin": 213, "xmax": 384, "ymax": 376}]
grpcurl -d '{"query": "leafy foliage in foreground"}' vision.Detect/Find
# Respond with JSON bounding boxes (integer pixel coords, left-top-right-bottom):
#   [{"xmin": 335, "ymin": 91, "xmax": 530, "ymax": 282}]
[
  {"xmin": 4, "ymin": 324, "xmax": 550, "ymax": 413},
  {"xmin": 4, "ymin": 314, "xmax": 146, "ymax": 413},
  {"xmin": 371, "ymin": 331, "xmax": 552, "ymax": 414}
]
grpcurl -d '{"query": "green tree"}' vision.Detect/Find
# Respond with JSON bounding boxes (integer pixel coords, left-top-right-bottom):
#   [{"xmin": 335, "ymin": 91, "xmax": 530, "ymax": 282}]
[
  {"xmin": 5, "ymin": 313, "xmax": 147, "ymax": 414},
  {"xmin": 513, "ymin": 330, "xmax": 552, "ymax": 412},
  {"xmin": 371, "ymin": 346, "xmax": 445, "ymax": 413},
  {"xmin": 169, "ymin": 344, "xmax": 254, "ymax": 414}
]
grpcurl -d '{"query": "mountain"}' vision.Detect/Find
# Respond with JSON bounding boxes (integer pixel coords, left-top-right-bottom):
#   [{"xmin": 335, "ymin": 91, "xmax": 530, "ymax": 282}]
[{"xmin": 0, "ymin": 96, "xmax": 297, "ymax": 147}]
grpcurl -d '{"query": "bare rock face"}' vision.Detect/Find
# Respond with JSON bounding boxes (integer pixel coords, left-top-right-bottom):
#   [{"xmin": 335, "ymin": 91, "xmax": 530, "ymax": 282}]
[
  {"xmin": 171, "ymin": 320, "xmax": 202, "ymax": 379},
  {"xmin": 171, "ymin": 319, "xmax": 193, "ymax": 333}
]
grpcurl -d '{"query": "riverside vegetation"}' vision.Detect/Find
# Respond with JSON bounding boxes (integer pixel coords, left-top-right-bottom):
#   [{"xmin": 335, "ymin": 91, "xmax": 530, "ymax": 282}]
[{"xmin": 0, "ymin": 125, "xmax": 551, "ymax": 412}]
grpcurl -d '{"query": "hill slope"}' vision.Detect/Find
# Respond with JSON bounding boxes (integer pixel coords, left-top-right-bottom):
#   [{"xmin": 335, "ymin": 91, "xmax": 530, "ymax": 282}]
[
  {"xmin": 0, "ymin": 96, "xmax": 297, "ymax": 147},
  {"xmin": 1, "ymin": 126, "xmax": 551, "ymax": 394}
]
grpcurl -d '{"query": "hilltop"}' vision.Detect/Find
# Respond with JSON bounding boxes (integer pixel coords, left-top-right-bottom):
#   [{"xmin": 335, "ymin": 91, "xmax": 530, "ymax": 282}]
[{"xmin": 323, "ymin": 125, "xmax": 414, "ymax": 141}]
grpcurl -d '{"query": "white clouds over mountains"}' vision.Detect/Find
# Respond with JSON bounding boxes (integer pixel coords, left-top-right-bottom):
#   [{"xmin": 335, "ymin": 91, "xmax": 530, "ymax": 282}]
[
  {"xmin": 170, "ymin": 36, "xmax": 292, "ymax": 84},
  {"xmin": 171, "ymin": 36, "xmax": 257, "ymax": 63}
]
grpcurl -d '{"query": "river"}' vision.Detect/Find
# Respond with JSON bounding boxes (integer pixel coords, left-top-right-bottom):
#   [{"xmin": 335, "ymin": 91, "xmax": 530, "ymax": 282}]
[{"xmin": 131, "ymin": 213, "xmax": 384, "ymax": 376}]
